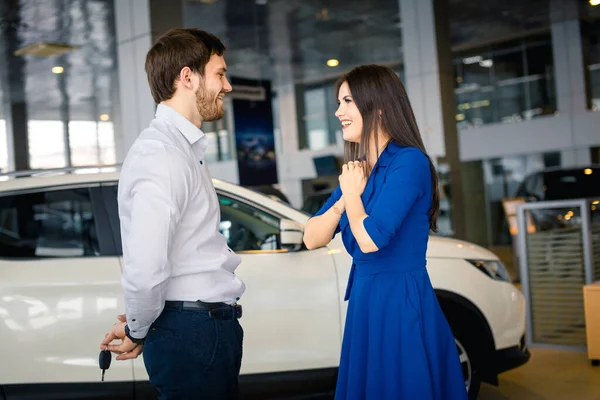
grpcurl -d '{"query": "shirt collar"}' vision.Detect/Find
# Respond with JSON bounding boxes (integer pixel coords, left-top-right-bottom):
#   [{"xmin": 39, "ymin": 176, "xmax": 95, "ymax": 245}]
[{"xmin": 155, "ymin": 104, "xmax": 205, "ymax": 145}]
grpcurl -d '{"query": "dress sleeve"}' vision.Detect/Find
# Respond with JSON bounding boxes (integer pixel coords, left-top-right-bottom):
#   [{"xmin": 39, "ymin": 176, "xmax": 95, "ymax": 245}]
[
  {"xmin": 311, "ymin": 185, "xmax": 343, "ymax": 237},
  {"xmin": 362, "ymin": 148, "xmax": 429, "ymax": 250}
]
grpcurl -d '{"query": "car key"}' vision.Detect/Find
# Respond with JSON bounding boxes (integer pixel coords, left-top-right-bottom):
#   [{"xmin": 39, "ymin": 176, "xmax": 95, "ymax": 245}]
[{"xmin": 99, "ymin": 348, "xmax": 111, "ymax": 381}]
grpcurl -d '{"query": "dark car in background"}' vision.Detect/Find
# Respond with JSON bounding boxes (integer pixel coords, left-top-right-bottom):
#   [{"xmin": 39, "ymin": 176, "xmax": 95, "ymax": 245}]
[
  {"xmin": 516, "ymin": 166, "xmax": 600, "ymax": 201},
  {"xmin": 515, "ymin": 166, "xmax": 600, "ymax": 229}
]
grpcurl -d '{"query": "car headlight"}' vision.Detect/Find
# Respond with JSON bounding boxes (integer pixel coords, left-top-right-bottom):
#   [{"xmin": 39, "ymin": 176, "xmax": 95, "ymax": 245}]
[{"xmin": 467, "ymin": 259, "xmax": 512, "ymax": 282}]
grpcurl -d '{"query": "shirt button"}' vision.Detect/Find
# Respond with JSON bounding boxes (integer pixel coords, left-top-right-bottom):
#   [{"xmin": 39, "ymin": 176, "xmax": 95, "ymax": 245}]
[
  {"xmin": 236, "ymin": 297, "xmax": 240, "ymax": 301},
  {"xmin": 199, "ymin": 160, "xmax": 203, "ymax": 165}
]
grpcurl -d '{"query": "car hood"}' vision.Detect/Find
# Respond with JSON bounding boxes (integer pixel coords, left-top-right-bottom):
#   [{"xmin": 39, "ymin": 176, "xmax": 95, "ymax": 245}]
[{"xmin": 426, "ymin": 236, "xmax": 499, "ymax": 260}]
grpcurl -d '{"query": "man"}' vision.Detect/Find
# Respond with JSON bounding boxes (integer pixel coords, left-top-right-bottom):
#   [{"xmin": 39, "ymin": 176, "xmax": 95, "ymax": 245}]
[{"xmin": 100, "ymin": 28, "xmax": 245, "ymax": 399}]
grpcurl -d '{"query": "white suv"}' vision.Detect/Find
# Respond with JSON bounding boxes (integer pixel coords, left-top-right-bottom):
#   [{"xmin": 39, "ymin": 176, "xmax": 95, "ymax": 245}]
[{"xmin": 0, "ymin": 168, "xmax": 529, "ymax": 400}]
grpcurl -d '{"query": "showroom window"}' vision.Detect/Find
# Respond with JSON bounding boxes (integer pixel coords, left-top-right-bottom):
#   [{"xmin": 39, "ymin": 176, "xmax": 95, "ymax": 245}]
[
  {"xmin": 297, "ymin": 68, "xmax": 405, "ymax": 151},
  {"xmin": 0, "ymin": 188, "xmax": 99, "ymax": 258},
  {"xmin": 453, "ymin": 35, "xmax": 557, "ymax": 130},
  {"xmin": 0, "ymin": 0, "xmax": 119, "ymax": 171},
  {"xmin": 297, "ymin": 80, "xmax": 342, "ymax": 151},
  {"xmin": 483, "ymin": 152, "xmax": 561, "ymax": 246},
  {"xmin": 217, "ymin": 194, "xmax": 281, "ymax": 252},
  {"xmin": 201, "ymin": 105, "xmax": 234, "ymax": 163},
  {"xmin": 0, "ymin": 119, "xmax": 7, "ymax": 172},
  {"xmin": 581, "ymin": 19, "xmax": 600, "ymax": 111},
  {"xmin": 592, "ymin": 146, "xmax": 600, "ymax": 164}
]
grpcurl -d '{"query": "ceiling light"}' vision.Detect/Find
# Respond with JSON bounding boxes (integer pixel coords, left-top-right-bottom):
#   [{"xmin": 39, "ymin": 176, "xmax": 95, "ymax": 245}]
[
  {"xmin": 14, "ymin": 41, "xmax": 79, "ymax": 57},
  {"xmin": 99, "ymin": 114, "xmax": 110, "ymax": 121},
  {"xmin": 52, "ymin": 66, "xmax": 64, "ymax": 74},
  {"xmin": 590, "ymin": 0, "xmax": 600, "ymax": 6},
  {"xmin": 327, "ymin": 59, "xmax": 339, "ymax": 67},
  {"xmin": 584, "ymin": 168, "xmax": 593, "ymax": 175}
]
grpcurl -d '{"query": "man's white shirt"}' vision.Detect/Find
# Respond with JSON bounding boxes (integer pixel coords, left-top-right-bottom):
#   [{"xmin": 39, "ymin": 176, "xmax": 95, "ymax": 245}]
[{"xmin": 118, "ymin": 104, "xmax": 245, "ymax": 339}]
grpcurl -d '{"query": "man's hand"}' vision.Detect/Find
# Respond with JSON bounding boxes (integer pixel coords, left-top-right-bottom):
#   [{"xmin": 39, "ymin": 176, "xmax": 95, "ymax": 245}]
[{"xmin": 100, "ymin": 315, "xmax": 144, "ymax": 360}]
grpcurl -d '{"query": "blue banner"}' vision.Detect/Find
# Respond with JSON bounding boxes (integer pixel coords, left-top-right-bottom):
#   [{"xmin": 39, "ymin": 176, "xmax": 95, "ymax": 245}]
[{"xmin": 231, "ymin": 77, "xmax": 278, "ymax": 186}]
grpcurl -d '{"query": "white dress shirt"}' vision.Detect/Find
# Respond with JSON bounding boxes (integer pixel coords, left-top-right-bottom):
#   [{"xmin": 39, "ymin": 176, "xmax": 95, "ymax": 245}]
[{"xmin": 118, "ymin": 104, "xmax": 246, "ymax": 339}]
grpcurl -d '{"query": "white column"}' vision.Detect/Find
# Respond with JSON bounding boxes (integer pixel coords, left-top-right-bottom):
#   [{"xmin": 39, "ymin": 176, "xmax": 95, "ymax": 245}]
[
  {"xmin": 113, "ymin": 0, "xmax": 155, "ymax": 162},
  {"xmin": 399, "ymin": 0, "xmax": 468, "ymax": 240},
  {"xmin": 551, "ymin": 0, "xmax": 596, "ymax": 159},
  {"xmin": 399, "ymin": 0, "xmax": 447, "ymax": 159},
  {"xmin": 551, "ymin": 0, "xmax": 587, "ymax": 117},
  {"xmin": 269, "ymin": 2, "xmax": 304, "ymax": 208}
]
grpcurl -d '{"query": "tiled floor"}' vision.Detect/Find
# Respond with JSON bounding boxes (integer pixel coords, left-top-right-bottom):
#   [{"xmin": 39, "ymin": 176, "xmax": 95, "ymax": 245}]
[{"xmin": 480, "ymin": 348, "xmax": 600, "ymax": 399}]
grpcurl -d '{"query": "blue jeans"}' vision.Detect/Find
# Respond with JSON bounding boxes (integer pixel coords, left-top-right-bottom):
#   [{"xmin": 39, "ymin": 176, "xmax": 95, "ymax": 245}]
[{"xmin": 143, "ymin": 303, "xmax": 244, "ymax": 400}]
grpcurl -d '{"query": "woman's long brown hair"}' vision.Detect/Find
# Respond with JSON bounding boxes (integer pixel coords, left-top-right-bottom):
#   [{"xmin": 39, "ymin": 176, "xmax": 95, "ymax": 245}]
[{"xmin": 335, "ymin": 65, "xmax": 440, "ymax": 232}]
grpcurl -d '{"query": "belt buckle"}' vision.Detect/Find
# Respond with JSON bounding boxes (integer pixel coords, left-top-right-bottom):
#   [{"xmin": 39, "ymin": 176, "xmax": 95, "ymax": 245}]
[{"xmin": 208, "ymin": 307, "xmax": 224, "ymax": 319}]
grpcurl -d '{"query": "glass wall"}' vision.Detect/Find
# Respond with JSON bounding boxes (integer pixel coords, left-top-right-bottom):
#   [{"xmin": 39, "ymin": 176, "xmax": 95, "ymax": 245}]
[
  {"xmin": 483, "ymin": 151, "xmax": 561, "ymax": 246},
  {"xmin": 297, "ymin": 67, "xmax": 405, "ymax": 151},
  {"xmin": 0, "ymin": 117, "xmax": 7, "ymax": 172},
  {"xmin": 297, "ymin": 80, "xmax": 343, "ymax": 151},
  {"xmin": 581, "ymin": 19, "xmax": 600, "ymax": 110},
  {"xmin": 201, "ymin": 103, "xmax": 234, "ymax": 164},
  {"xmin": 0, "ymin": 0, "xmax": 118, "ymax": 172},
  {"xmin": 454, "ymin": 35, "xmax": 557, "ymax": 130}
]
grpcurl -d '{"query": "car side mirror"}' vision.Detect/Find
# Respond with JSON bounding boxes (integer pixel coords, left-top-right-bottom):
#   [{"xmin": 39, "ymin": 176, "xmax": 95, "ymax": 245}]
[{"xmin": 280, "ymin": 219, "xmax": 304, "ymax": 251}]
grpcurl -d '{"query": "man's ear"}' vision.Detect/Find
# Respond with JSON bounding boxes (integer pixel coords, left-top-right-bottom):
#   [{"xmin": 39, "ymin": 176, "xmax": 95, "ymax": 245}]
[{"xmin": 177, "ymin": 66, "xmax": 195, "ymax": 90}]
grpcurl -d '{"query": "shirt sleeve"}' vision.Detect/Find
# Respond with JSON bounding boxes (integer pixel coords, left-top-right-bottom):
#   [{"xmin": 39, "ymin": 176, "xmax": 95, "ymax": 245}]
[
  {"xmin": 362, "ymin": 148, "xmax": 429, "ymax": 251},
  {"xmin": 311, "ymin": 185, "xmax": 343, "ymax": 237},
  {"xmin": 119, "ymin": 147, "xmax": 189, "ymax": 339}
]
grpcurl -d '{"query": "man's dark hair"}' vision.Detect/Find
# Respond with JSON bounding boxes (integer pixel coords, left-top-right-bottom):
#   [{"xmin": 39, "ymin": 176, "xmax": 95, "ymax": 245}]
[{"xmin": 145, "ymin": 28, "xmax": 226, "ymax": 103}]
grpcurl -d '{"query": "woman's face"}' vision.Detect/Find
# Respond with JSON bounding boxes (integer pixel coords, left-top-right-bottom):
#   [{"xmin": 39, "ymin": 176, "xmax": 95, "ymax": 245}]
[{"xmin": 335, "ymin": 81, "xmax": 363, "ymax": 144}]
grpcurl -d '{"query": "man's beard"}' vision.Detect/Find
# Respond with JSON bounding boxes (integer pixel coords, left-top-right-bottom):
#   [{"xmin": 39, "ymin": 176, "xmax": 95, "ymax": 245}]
[{"xmin": 196, "ymin": 85, "xmax": 224, "ymax": 122}]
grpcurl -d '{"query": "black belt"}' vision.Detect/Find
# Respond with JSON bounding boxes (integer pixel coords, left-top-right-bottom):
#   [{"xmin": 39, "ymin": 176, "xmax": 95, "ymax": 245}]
[{"xmin": 165, "ymin": 300, "xmax": 242, "ymax": 320}]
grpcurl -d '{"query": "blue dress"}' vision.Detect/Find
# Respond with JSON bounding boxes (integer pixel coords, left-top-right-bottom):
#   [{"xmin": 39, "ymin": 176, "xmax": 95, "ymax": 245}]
[{"xmin": 314, "ymin": 144, "xmax": 467, "ymax": 400}]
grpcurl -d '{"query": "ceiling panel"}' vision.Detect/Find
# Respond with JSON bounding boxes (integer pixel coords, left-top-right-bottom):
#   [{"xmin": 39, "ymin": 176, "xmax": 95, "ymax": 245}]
[
  {"xmin": 184, "ymin": 0, "xmax": 403, "ymax": 84},
  {"xmin": 0, "ymin": 0, "xmax": 118, "ymax": 121},
  {"xmin": 0, "ymin": 0, "xmax": 596, "ymax": 123}
]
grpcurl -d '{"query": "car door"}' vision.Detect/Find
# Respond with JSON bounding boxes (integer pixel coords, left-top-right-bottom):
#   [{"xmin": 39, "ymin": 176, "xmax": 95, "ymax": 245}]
[
  {"xmin": 0, "ymin": 184, "xmax": 132, "ymax": 399},
  {"xmin": 109, "ymin": 183, "xmax": 342, "ymax": 387},
  {"xmin": 216, "ymin": 191, "xmax": 342, "ymax": 375}
]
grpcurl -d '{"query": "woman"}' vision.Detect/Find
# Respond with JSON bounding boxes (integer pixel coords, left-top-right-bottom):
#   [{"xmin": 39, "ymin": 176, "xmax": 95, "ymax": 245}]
[{"xmin": 303, "ymin": 65, "xmax": 467, "ymax": 400}]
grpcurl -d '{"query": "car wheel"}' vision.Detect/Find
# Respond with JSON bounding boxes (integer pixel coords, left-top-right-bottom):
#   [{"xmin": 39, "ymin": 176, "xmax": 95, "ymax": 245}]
[{"xmin": 455, "ymin": 336, "xmax": 481, "ymax": 399}]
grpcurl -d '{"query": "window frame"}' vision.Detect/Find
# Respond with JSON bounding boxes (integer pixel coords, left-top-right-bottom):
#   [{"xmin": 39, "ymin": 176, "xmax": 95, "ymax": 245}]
[
  {"xmin": 0, "ymin": 182, "xmax": 119, "ymax": 259},
  {"xmin": 217, "ymin": 192, "xmax": 283, "ymax": 253},
  {"xmin": 214, "ymin": 189, "xmax": 308, "ymax": 254}
]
